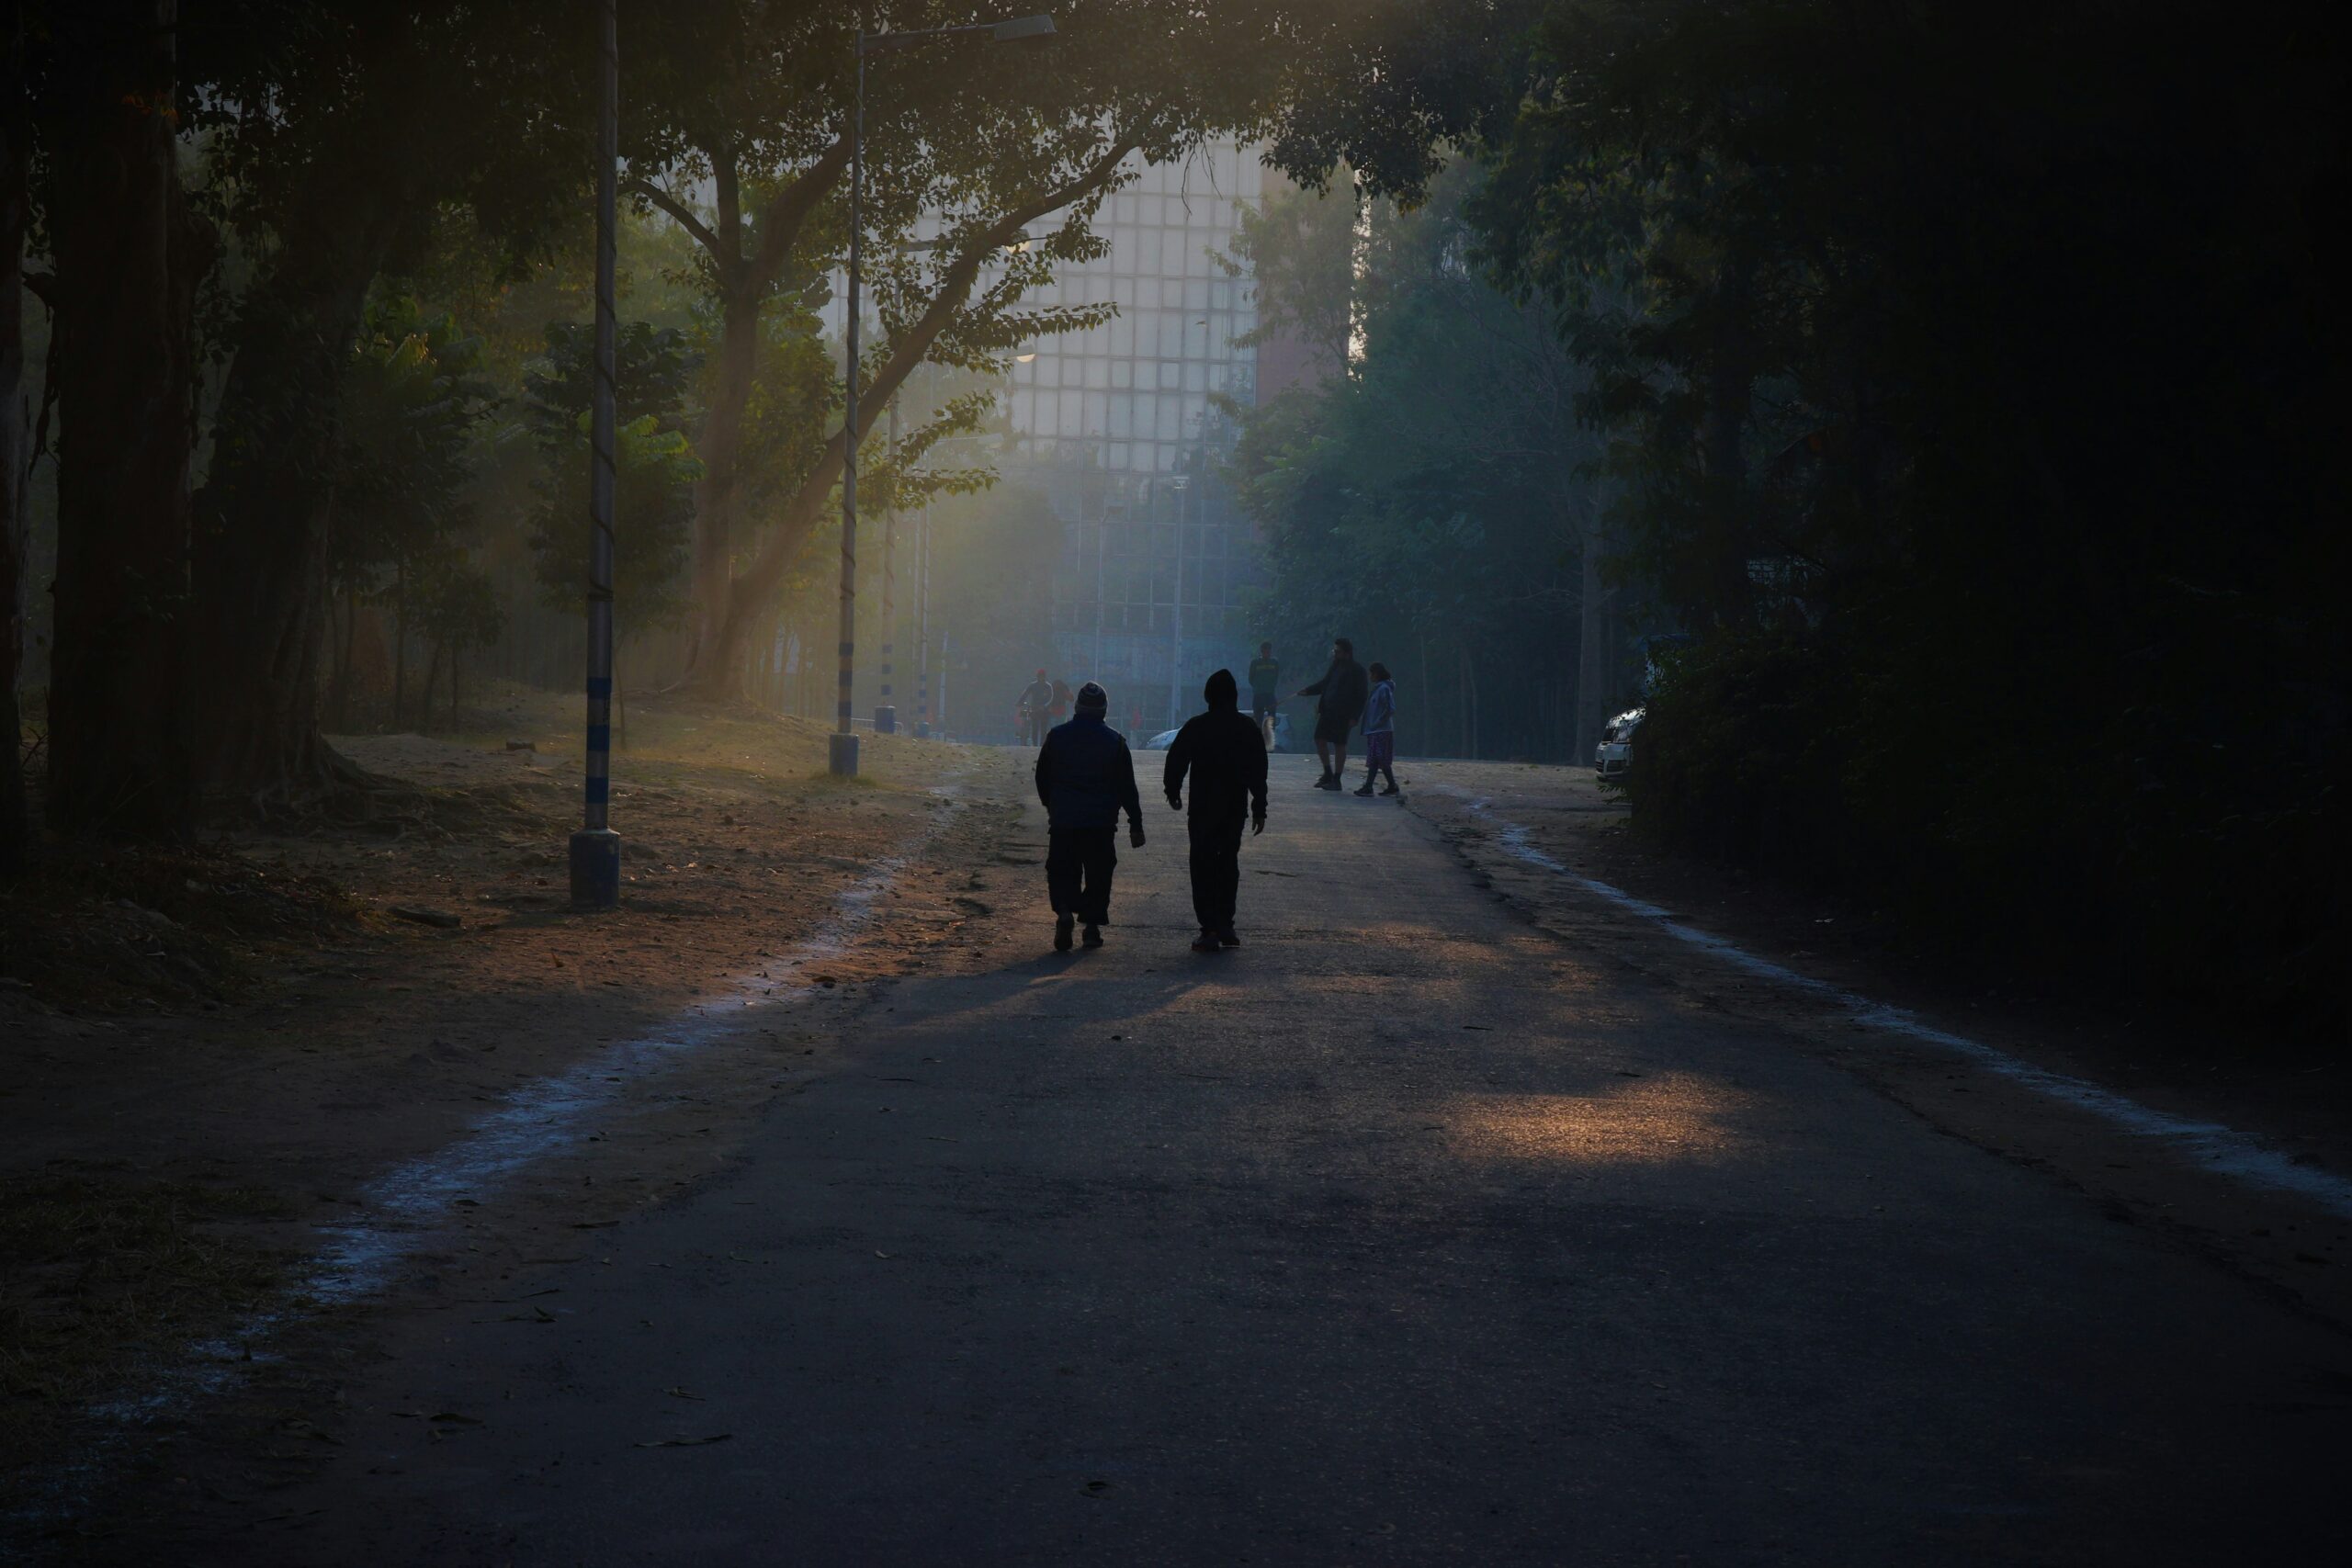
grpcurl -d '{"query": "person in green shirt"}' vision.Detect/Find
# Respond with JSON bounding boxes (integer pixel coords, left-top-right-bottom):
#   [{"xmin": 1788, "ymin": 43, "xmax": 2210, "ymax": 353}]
[{"xmin": 1247, "ymin": 641, "xmax": 1282, "ymax": 749}]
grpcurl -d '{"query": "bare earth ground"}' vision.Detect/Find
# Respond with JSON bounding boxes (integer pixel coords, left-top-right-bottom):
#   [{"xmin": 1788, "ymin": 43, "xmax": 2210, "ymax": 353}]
[
  {"xmin": 0, "ymin": 685, "xmax": 1028, "ymax": 1542},
  {"xmin": 1401, "ymin": 759, "xmax": 2352, "ymax": 1325}
]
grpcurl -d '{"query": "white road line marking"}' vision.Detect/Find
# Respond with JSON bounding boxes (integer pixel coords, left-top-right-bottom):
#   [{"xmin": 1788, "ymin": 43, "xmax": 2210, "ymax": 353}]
[
  {"xmin": 311, "ymin": 788, "xmax": 963, "ymax": 1300},
  {"xmin": 1446, "ymin": 790, "xmax": 2352, "ymax": 1218}
]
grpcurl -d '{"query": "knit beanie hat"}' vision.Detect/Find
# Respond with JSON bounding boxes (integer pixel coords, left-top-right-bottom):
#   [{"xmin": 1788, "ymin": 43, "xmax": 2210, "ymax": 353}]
[{"xmin": 1076, "ymin": 682, "xmax": 1109, "ymax": 714}]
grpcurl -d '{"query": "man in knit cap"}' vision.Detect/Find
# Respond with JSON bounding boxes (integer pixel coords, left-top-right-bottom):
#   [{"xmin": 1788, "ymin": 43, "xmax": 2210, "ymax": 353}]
[
  {"xmin": 1163, "ymin": 668, "xmax": 1270, "ymax": 952},
  {"xmin": 1034, "ymin": 682, "xmax": 1146, "ymax": 951}
]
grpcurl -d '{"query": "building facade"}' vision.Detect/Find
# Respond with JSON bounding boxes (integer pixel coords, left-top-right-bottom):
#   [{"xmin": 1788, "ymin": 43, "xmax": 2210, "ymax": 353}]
[{"xmin": 1001, "ymin": 141, "xmax": 1271, "ymax": 736}]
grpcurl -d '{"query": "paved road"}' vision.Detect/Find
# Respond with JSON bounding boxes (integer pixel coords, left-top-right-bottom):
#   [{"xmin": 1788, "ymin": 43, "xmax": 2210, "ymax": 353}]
[{"xmin": 204, "ymin": 756, "xmax": 2345, "ymax": 1564}]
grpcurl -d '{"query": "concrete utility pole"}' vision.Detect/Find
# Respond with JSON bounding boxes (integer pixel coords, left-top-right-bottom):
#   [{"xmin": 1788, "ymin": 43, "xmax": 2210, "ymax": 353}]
[{"xmin": 568, "ymin": 0, "xmax": 622, "ymax": 908}]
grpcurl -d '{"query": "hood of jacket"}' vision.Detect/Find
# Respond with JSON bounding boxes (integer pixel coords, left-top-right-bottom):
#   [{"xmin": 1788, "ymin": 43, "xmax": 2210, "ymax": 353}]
[{"xmin": 1202, "ymin": 668, "xmax": 1239, "ymax": 712}]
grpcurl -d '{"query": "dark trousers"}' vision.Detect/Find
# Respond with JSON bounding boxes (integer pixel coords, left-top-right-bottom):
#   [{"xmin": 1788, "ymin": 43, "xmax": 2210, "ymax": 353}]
[
  {"xmin": 1026, "ymin": 709, "xmax": 1049, "ymax": 746},
  {"xmin": 1046, "ymin": 827, "xmax": 1118, "ymax": 924},
  {"xmin": 1187, "ymin": 814, "xmax": 1245, "ymax": 932}
]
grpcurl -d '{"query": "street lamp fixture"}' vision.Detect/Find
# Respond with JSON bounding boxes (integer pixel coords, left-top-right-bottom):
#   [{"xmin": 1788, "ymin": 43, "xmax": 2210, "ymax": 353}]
[{"xmin": 832, "ymin": 12, "xmax": 1058, "ymax": 777}]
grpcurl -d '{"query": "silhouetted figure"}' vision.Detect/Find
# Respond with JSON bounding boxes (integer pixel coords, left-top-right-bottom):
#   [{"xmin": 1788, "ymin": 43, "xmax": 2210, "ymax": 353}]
[
  {"xmin": 1356, "ymin": 662, "xmax": 1398, "ymax": 795},
  {"xmin": 1050, "ymin": 676, "xmax": 1073, "ymax": 727},
  {"xmin": 1018, "ymin": 669, "xmax": 1054, "ymax": 746},
  {"xmin": 1035, "ymin": 681, "xmax": 1145, "ymax": 951},
  {"xmin": 1163, "ymin": 669, "xmax": 1270, "ymax": 952},
  {"xmin": 1248, "ymin": 640, "xmax": 1282, "ymax": 747},
  {"xmin": 1296, "ymin": 637, "xmax": 1368, "ymax": 790}
]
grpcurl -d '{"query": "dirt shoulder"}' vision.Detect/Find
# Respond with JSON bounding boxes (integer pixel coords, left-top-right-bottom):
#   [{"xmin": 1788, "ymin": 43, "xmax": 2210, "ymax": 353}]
[
  {"xmin": 0, "ymin": 686, "xmax": 1033, "ymax": 1544},
  {"xmin": 1397, "ymin": 758, "xmax": 2352, "ymax": 1329}
]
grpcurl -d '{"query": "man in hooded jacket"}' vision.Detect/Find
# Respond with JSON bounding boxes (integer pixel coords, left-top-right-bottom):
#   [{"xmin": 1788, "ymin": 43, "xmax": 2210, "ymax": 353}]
[
  {"xmin": 1295, "ymin": 637, "xmax": 1368, "ymax": 789},
  {"xmin": 1163, "ymin": 668, "xmax": 1270, "ymax": 952},
  {"xmin": 1035, "ymin": 682, "xmax": 1145, "ymax": 950}
]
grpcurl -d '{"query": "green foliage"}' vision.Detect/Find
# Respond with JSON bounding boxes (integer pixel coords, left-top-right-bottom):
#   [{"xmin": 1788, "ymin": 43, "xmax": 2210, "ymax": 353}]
[
  {"xmin": 1451, "ymin": 0, "xmax": 2352, "ymax": 1024},
  {"xmin": 524, "ymin": 321, "xmax": 702, "ymax": 435},
  {"xmin": 523, "ymin": 321, "xmax": 702, "ymax": 636},
  {"xmin": 526, "ymin": 414, "xmax": 699, "ymax": 635},
  {"xmin": 1232, "ymin": 167, "xmax": 1618, "ymax": 758},
  {"xmin": 331, "ymin": 294, "xmax": 500, "ymax": 607}
]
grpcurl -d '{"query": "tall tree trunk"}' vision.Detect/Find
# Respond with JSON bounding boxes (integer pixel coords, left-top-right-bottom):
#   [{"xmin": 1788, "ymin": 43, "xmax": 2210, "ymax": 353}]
[
  {"xmin": 43, "ymin": 0, "xmax": 209, "ymax": 839},
  {"xmin": 1573, "ymin": 511, "xmax": 1611, "ymax": 767},
  {"xmin": 685, "ymin": 150, "xmax": 758, "ymax": 674},
  {"xmin": 0, "ymin": 0, "xmax": 29, "ymax": 871},
  {"xmin": 328, "ymin": 587, "xmax": 359, "ymax": 731},
  {"xmin": 1702, "ymin": 260, "xmax": 1756, "ymax": 626},
  {"xmin": 1464, "ymin": 649, "xmax": 1480, "ymax": 761},
  {"xmin": 419, "ymin": 639, "xmax": 444, "ymax": 733},
  {"xmin": 192, "ymin": 194, "xmax": 405, "ymax": 806},
  {"xmin": 391, "ymin": 562, "xmax": 408, "ymax": 728},
  {"xmin": 613, "ymin": 647, "xmax": 627, "ymax": 753}
]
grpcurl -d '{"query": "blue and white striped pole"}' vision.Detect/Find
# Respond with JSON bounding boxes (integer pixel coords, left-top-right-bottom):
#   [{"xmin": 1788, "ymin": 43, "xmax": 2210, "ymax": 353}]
[{"xmin": 569, "ymin": 0, "xmax": 622, "ymax": 908}]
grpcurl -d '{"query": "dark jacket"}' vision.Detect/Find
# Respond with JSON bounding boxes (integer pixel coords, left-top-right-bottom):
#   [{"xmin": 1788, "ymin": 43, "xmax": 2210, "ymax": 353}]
[
  {"xmin": 1035, "ymin": 713, "xmax": 1144, "ymax": 830},
  {"xmin": 1300, "ymin": 655, "xmax": 1368, "ymax": 724},
  {"xmin": 1164, "ymin": 671, "xmax": 1270, "ymax": 822}
]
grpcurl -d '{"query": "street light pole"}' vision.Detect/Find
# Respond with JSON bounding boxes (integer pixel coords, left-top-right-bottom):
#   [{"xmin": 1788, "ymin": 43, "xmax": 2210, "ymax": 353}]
[
  {"xmin": 568, "ymin": 0, "xmax": 622, "ymax": 908},
  {"xmin": 915, "ymin": 493, "xmax": 931, "ymax": 738},
  {"xmin": 833, "ymin": 12, "xmax": 1056, "ymax": 777},
  {"xmin": 1167, "ymin": 472, "xmax": 1189, "ymax": 730}
]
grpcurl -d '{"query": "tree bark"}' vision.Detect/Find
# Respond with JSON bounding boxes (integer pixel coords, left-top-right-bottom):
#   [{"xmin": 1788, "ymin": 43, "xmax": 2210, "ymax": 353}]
[
  {"xmin": 1701, "ymin": 258, "xmax": 1756, "ymax": 626},
  {"xmin": 390, "ymin": 560, "xmax": 408, "ymax": 728},
  {"xmin": 191, "ymin": 186, "xmax": 408, "ymax": 807},
  {"xmin": 43, "ymin": 0, "xmax": 209, "ymax": 839},
  {"xmin": 1573, "ymin": 508, "xmax": 1611, "ymax": 767},
  {"xmin": 0, "ymin": 0, "xmax": 30, "ymax": 870},
  {"xmin": 683, "ymin": 147, "xmax": 755, "ymax": 671},
  {"xmin": 639, "ymin": 135, "xmax": 852, "ymax": 680}
]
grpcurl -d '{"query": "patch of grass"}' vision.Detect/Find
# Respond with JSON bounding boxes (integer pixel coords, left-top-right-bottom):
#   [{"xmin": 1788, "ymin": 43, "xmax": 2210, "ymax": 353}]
[{"xmin": 0, "ymin": 1174, "xmax": 293, "ymax": 1473}]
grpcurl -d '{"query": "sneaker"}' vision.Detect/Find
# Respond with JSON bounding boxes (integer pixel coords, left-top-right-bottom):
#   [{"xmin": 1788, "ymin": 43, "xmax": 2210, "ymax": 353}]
[
  {"xmin": 1190, "ymin": 931, "xmax": 1222, "ymax": 953},
  {"xmin": 1352, "ymin": 782, "xmax": 1374, "ymax": 796},
  {"xmin": 1379, "ymin": 784, "xmax": 1400, "ymax": 796},
  {"xmin": 1054, "ymin": 914, "xmax": 1075, "ymax": 952},
  {"xmin": 1314, "ymin": 773, "xmax": 1340, "ymax": 791},
  {"xmin": 1081, "ymin": 923, "xmax": 1104, "ymax": 948},
  {"xmin": 1217, "ymin": 928, "xmax": 1241, "ymax": 948}
]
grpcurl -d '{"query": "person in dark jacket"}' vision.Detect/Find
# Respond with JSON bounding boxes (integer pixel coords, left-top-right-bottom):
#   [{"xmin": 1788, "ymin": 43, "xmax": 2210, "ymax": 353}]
[
  {"xmin": 1035, "ymin": 681, "xmax": 1146, "ymax": 951},
  {"xmin": 1018, "ymin": 670, "xmax": 1055, "ymax": 746},
  {"xmin": 1295, "ymin": 637, "xmax": 1368, "ymax": 790},
  {"xmin": 1163, "ymin": 668, "xmax": 1270, "ymax": 952}
]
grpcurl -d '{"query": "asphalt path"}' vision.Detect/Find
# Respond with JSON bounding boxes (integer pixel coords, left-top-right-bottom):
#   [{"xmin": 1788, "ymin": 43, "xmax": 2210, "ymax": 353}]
[{"xmin": 202, "ymin": 754, "xmax": 2346, "ymax": 1565}]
